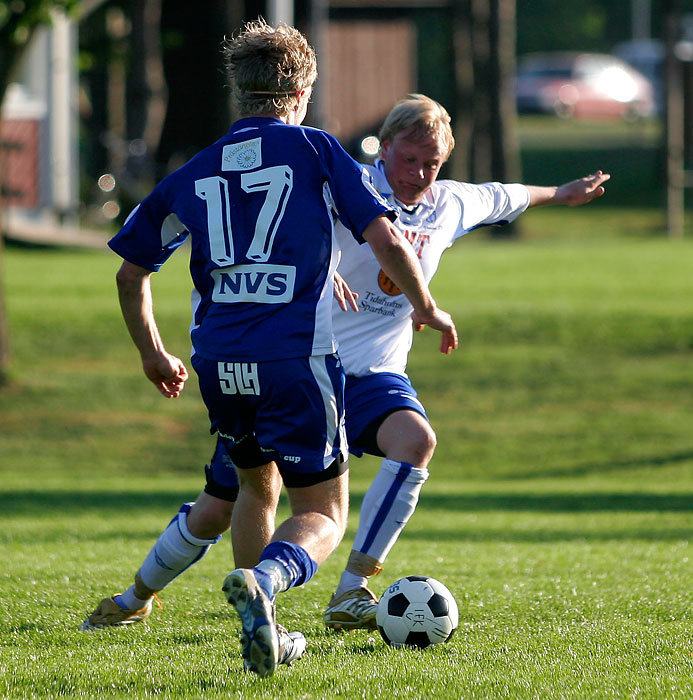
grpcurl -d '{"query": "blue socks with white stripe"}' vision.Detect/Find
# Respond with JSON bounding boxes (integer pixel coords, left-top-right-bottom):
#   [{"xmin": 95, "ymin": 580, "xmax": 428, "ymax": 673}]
[
  {"xmin": 252, "ymin": 541, "xmax": 319, "ymax": 601},
  {"xmin": 335, "ymin": 459, "xmax": 429, "ymax": 597}
]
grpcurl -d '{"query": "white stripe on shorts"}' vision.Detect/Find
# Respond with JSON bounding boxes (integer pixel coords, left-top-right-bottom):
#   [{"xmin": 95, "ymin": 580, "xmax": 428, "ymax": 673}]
[{"xmin": 309, "ymin": 355, "xmax": 347, "ymax": 468}]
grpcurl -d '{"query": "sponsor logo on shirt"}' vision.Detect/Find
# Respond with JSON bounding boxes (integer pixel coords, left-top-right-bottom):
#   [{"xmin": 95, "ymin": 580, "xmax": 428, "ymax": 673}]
[
  {"xmin": 400, "ymin": 229, "xmax": 431, "ymax": 259},
  {"xmin": 360, "ymin": 289, "xmax": 404, "ymax": 316},
  {"xmin": 222, "ymin": 138, "xmax": 262, "ymax": 171},
  {"xmin": 377, "ymin": 269, "xmax": 402, "ymax": 296},
  {"xmin": 374, "ymin": 228, "xmax": 432, "ymax": 295},
  {"xmin": 211, "ymin": 263, "xmax": 296, "ymax": 303}
]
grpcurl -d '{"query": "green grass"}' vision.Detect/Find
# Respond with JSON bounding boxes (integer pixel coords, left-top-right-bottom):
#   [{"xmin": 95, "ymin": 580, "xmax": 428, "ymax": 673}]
[{"xmin": 1, "ymin": 225, "xmax": 693, "ymax": 698}]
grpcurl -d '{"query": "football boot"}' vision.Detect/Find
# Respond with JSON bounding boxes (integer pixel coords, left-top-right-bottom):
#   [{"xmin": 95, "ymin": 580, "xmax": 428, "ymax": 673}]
[
  {"xmin": 80, "ymin": 595, "xmax": 156, "ymax": 630},
  {"xmin": 222, "ymin": 568, "xmax": 281, "ymax": 677},
  {"xmin": 324, "ymin": 587, "xmax": 379, "ymax": 631}
]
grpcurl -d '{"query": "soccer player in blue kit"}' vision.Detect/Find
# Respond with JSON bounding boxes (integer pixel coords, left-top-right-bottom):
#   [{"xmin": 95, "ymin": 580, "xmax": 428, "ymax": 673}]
[{"xmin": 81, "ymin": 22, "xmax": 456, "ymax": 677}]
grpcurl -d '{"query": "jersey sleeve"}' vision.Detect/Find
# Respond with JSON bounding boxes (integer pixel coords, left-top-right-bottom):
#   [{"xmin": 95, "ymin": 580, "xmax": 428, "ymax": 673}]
[
  {"xmin": 314, "ymin": 132, "xmax": 396, "ymax": 243},
  {"xmin": 108, "ymin": 181, "xmax": 190, "ymax": 271},
  {"xmin": 441, "ymin": 180, "xmax": 530, "ymax": 241}
]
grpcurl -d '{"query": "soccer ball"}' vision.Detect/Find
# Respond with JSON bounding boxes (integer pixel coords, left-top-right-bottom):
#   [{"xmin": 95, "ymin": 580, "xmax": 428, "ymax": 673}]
[{"xmin": 376, "ymin": 576, "xmax": 459, "ymax": 649}]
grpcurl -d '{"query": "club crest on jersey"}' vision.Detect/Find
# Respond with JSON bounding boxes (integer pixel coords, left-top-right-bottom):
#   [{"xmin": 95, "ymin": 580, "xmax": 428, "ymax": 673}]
[
  {"xmin": 222, "ymin": 138, "xmax": 262, "ymax": 171},
  {"xmin": 211, "ymin": 263, "xmax": 296, "ymax": 303},
  {"xmin": 377, "ymin": 269, "xmax": 402, "ymax": 296}
]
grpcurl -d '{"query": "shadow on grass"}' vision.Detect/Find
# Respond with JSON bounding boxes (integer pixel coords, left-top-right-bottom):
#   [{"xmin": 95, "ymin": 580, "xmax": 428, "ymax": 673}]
[
  {"xmin": 507, "ymin": 450, "xmax": 693, "ymax": 481},
  {"xmin": 402, "ymin": 526, "xmax": 693, "ymax": 543},
  {"xmin": 4, "ymin": 489, "xmax": 693, "ymax": 517},
  {"xmin": 4, "ymin": 490, "xmax": 190, "ymax": 516},
  {"xmin": 417, "ymin": 492, "xmax": 693, "ymax": 513}
]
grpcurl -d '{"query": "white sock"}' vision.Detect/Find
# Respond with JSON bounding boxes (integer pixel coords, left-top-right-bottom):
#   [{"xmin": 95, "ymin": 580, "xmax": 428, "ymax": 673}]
[
  {"xmin": 137, "ymin": 504, "xmax": 220, "ymax": 592},
  {"xmin": 352, "ymin": 458, "xmax": 429, "ymax": 570},
  {"xmin": 255, "ymin": 558, "xmax": 292, "ymax": 597},
  {"xmin": 116, "ymin": 589, "xmax": 152, "ymax": 610},
  {"xmin": 334, "ymin": 571, "xmax": 368, "ymax": 598}
]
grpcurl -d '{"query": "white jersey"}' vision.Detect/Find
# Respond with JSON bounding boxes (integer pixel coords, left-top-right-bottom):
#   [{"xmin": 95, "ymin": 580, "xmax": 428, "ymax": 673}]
[{"xmin": 333, "ymin": 160, "xmax": 530, "ymax": 377}]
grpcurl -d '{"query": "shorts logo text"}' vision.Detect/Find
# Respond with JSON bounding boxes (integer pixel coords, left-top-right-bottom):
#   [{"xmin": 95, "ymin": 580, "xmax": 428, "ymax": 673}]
[{"xmin": 218, "ymin": 362, "xmax": 260, "ymax": 395}]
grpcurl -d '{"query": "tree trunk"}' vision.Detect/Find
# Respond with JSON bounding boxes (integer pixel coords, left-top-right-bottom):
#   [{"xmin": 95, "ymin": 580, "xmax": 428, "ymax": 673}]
[
  {"xmin": 471, "ymin": 0, "xmax": 521, "ymax": 236},
  {"xmin": 126, "ymin": 0, "xmax": 166, "ymax": 190},
  {"xmin": 156, "ymin": 0, "xmax": 233, "ymax": 174},
  {"xmin": 490, "ymin": 0, "xmax": 521, "ymax": 183},
  {"xmin": 470, "ymin": 0, "xmax": 494, "ymax": 183},
  {"xmin": 0, "ymin": 191, "xmax": 9, "ymax": 385},
  {"xmin": 450, "ymin": 0, "xmax": 474, "ymax": 182},
  {"xmin": 451, "ymin": 0, "xmax": 520, "ymax": 192},
  {"xmin": 663, "ymin": 0, "xmax": 685, "ymax": 238}
]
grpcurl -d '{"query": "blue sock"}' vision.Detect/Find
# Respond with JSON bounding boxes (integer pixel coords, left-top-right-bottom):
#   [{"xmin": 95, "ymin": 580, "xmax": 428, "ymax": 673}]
[{"xmin": 259, "ymin": 541, "xmax": 318, "ymax": 590}]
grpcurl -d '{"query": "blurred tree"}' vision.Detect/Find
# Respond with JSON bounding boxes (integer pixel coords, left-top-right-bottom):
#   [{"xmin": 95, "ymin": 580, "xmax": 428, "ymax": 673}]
[
  {"xmin": 516, "ymin": 0, "xmax": 693, "ymax": 57},
  {"xmin": 79, "ymin": 0, "xmax": 244, "ymax": 222},
  {"xmin": 0, "ymin": 0, "xmax": 81, "ymax": 385},
  {"xmin": 156, "ymin": 0, "xmax": 238, "ymax": 175},
  {"xmin": 127, "ymin": 0, "xmax": 166, "ymax": 181},
  {"xmin": 450, "ymin": 0, "xmax": 521, "ymax": 235},
  {"xmin": 451, "ymin": 0, "xmax": 473, "ymax": 183},
  {"xmin": 0, "ymin": 0, "xmax": 80, "ymax": 106},
  {"xmin": 517, "ymin": 2, "xmax": 611, "ymax": 56}
]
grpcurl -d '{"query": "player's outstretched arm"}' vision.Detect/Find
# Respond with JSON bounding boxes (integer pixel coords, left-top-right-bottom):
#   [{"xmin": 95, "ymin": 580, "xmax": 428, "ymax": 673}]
[
  {"xmin": 362, "ymin": 216, "xmax": 458, "ymax": 355},
  {"xmin": 115, "ymin": 261, "xmax": 188, "ymax": 398},
  {"xmin": 526, "ymin": 170, "xmax": 611, "ymax": 208}
]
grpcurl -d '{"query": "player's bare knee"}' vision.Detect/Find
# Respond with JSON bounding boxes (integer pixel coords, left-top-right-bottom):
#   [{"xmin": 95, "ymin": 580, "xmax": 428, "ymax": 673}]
[
  {"xmin": 378, "ymin": 411, "xmax": 437, "ymax": 467},
  {"xmin": 418, "ymin": 423, "xmax": 437, "ymax": 460},
  {"xmin": 403, "ymin": 424, "xmax": 437, "ymax": 466},
  {"xmin": 187, "ymin": 497, "xmax": 233, "ymax": 539}
]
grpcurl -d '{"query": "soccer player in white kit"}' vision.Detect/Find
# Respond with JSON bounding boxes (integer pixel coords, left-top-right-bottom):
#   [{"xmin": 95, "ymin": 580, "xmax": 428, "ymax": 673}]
[{"xmin": 322, "ymin": 94, "xmax": 610, "ymax": 629}]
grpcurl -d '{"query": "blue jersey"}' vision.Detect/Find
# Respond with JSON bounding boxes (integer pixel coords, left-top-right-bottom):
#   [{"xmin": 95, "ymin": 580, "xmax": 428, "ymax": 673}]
[{"xmin": 109, "ymin": 117, "xmax": 394, "ymax": 361}]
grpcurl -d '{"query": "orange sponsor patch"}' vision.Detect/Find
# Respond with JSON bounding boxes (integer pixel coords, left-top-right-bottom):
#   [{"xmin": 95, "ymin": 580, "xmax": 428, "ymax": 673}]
[{"xmin": 377, "ymin": 269, "xmax": 402, "ymax": 296}]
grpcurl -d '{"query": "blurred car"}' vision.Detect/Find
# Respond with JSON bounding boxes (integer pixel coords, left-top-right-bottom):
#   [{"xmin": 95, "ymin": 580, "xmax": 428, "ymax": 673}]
[
  {"xmin": 613, "ymin": 39, "xmax": 665, "ymax": 115},
  {"xmin": 515, "ymin": 51, "xmax": 655, "ymax": 120}
]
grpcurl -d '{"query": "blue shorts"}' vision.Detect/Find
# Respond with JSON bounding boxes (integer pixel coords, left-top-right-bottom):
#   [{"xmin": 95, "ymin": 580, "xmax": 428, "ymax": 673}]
[
  {"xmin": 203, "ymin": 437, "xmax": 240, "ymax": 502},
  {"xmin": 344, "ymin": 372, "xmax": 428, "ymax": 458},
  {"xmin": 192, "ymin": 353, "xmax": 348, "ymax": 488}
]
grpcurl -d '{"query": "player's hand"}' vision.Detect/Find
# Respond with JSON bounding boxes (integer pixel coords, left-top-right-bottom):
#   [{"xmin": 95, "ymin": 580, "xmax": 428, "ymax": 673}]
[
  {"xmin": 556, "ymin": 170, "xmax": 610, "ymax": 206},
  {"xmin": 411, "ymin": 307, "xmax": 458, "ymax": 355},
  {"xmin": 334, "ymin": 272, "xmax": 359, "ymax": 312},
  {"xmin": 142, "ymin": 352, "xmax": 189, "ymax": 398}
]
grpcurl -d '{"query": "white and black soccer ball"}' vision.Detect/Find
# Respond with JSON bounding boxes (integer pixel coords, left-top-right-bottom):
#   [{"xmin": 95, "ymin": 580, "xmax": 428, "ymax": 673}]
[{"xmin": 376, "ymin": 575, "xmax": 459, "ymax": 649}]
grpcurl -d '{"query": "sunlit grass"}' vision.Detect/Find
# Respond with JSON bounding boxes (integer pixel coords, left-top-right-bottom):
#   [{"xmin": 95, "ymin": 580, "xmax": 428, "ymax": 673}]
[{"xmin": 1, "ymin": 235, "xmax": 692, "ymax": 698}]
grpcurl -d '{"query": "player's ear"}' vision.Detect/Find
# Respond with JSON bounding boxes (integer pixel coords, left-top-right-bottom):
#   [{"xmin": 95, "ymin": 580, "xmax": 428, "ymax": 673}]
[
  {"xmin": 380, "ymin": 139, "xmax": 392, "ymax": 158},
  {"xmin": 295, "ymin": 87, "xmax": 311, "ymax": 110}
]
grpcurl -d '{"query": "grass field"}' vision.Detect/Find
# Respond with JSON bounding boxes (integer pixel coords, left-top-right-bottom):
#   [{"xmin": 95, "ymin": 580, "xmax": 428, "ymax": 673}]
[{"xmin": 2, "ymin": 207, "xmax": 693, "ymax": 698}]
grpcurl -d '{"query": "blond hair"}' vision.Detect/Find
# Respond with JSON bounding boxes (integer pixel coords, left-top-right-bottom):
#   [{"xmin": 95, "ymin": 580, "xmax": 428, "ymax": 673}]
[
  {"xmin": 223, "ymin": 18, "xmax": 317, "ymax": 117},
  {"xmin": 379, "ymin": 94, "xmax": 455, "ymax": 160}
]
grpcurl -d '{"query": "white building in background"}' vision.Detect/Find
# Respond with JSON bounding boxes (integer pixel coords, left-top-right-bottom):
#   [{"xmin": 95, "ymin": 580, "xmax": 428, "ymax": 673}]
[{"xmin": 1, "ymin": 10, "xmax": 81, "ymax": 236}]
